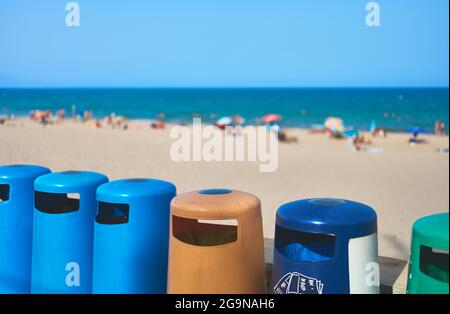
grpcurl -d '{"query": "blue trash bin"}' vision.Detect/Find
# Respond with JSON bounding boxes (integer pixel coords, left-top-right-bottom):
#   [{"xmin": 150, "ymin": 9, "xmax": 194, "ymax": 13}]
[
  {"xmin": 92, "ymin": 178, "xmax": 176, "ymax": 293},
  {"xmin": 31, "ymin": 170, "xmax": 108, "ymax": 294},
  {"xmin": 0, "ymin": 164, "xmax": 51, "ymax": 293},
  {"xmin": 271, "ymin": 198, "xmax": 379, "ymax": 294}
]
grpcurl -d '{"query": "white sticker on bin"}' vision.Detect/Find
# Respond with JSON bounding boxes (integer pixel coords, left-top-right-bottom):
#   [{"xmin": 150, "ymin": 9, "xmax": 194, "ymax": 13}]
[
  {"xmin": 197, "ymin": 219, "xmax": 238, "ymax": 226},
  {"xmin": 67, "ymin": 193, "xmax": 80, "ymax": 200}
]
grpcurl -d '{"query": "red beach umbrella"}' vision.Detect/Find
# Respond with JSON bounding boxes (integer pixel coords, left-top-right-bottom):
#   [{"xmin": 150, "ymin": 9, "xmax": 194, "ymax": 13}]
[{"xmin": 262, "ymin": 113, "xmax": 282, "ymax": 124}]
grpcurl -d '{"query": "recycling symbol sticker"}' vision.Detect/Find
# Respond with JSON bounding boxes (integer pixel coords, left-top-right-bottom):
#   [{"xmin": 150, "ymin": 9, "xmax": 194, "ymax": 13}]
[{"xmin": 274, "ymin": 272, "xmax": 324, "ymax": 294}]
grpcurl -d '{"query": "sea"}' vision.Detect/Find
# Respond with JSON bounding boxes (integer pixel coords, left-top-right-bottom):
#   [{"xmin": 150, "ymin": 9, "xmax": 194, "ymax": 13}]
[{"xmin": 0, "ymin": 88, "xmax": 448, "ymax": 132}]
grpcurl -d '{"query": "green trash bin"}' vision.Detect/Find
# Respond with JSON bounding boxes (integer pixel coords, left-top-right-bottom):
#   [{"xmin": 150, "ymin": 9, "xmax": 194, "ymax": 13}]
[{"xmin": 407, "ymin": 213, "xmax": 449, "ymax": 294}]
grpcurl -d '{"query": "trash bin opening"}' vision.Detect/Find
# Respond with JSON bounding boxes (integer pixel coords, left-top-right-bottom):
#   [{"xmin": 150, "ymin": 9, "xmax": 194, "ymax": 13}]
[
  {"xmin": 34, "ymin": 191, "xmax": 80, "ymax": 214},
  {"xmin": 96, "ymin": 201, "xmax": 129, "ymax": 224},
  {"xmin": 419, "ymin": 245, "xmax": 449, "ymax": 283},
  {"xmin": 199, "ymin": 189, "xmax": 232, "ymax": 195},
  {"xmin": 275, "ymin": 225, "xmax": 336, "ymax": 262},
  {"xmin": 124, "ymin": 178, "xmax": 149, "ymax": 183},
  {"xmin": 61, "ymin": 170, "xmax": 83, "ymax": 175},
  {"xmin": 172, "ymin": 215, "xmax": 238, "ymax": 246},
  {"xmin": 0, "ymin": 184, "xmax": 10, "ymax": 202}
]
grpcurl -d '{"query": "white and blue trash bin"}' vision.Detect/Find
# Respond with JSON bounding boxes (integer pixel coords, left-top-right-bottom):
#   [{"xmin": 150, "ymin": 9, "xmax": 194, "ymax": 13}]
[
  {"xmin": 271, "ymin": 198, "xmax": 379, "ymax": 294},
  {"xmin": 0, "ymin": 164, "xmax": 51, "ymax": 293},
  {"xmin": 31, "ymin": 171, "xmax": 108, "ymax": 293},
  {"xmin": 92, "ymin": 178, "xmax": 176, "ymax": 293}
]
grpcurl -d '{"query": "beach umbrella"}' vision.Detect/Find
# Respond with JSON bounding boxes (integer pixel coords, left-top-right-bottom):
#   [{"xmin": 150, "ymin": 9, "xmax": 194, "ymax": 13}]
[
  {"xmin": 324, "ymin": 117, "xmax": 344, "ymax": 133},
  {"xmin": 343, "ymin": 129, "xmax": 359, "ymax": 138},
  {"xmin": 407, "ymin": 127, "xmax": 427, "ymax": 135},
  {"xmin": 369, "ymin": 120, "xmax": 377, "ymax": 133},
  {"xmin": 263, "ymin": 113, "xmax": 282, "ymax": 124},
  {"xmin": 216, "ymin": 116, "xmax": 232, "ymax": 127}
]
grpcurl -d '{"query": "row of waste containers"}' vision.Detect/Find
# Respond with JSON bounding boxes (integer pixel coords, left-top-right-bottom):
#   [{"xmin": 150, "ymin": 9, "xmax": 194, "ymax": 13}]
[{"xmin": 0, "ymin": 164, "xmax": 448, "ymax": 294}]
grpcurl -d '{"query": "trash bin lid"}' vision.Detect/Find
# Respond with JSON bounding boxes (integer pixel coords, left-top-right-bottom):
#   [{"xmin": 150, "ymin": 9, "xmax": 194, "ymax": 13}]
[
  {"xmin": 171, "ymin": 189, "xmax": 260, "ymax": 220},
  {"xmin": 276, "ymin": 198, "xmax": 377, "ymax": 238},
  {"xmin": 96, "ymin": 178, "xmax": 176, "ymax": 203},
  {"xmin": 413, "ymin": 213, "xmax": 449, "ymax": 250},
  {"xmin": 0, "ymin": 164, "xmax": 50, "ymax": 180},
  {"xmin": 34, "ymin": 170, "xmax": 108, "ymax": 193}
]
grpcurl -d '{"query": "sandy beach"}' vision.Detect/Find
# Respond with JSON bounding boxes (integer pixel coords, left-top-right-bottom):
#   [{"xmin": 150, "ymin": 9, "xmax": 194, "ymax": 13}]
[{"xmin": 1, "ymin": 118, "xmax": 448, "ymax": 260}]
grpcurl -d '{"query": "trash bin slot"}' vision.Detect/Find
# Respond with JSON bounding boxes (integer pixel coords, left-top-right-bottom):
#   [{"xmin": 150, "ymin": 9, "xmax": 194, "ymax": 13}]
[
  {"xmin": 275, "ymin": 225, "xmax": 336, "ymax": 262},
  {"xmin": 34, "ymin": 191, "xmax": 80, "ymax": 214},
  {"xmin": 199, "ymin": 189, "xmax": 232, "ymax": 195},
  {"xmin": 95, "ymin": 201, "xmax": 129, "ymax": 224},
  {"xmin": 124, "ymin": 178, "xmax": 149, "ymax": 183},
  {"xmin": 61, "ymin": 170, "xmax": 83, "ymax": 175},
  {"xmin": 0, "ymin": 184, "xmax": 10, "ymax": 202},
  {"xmin": 419, "ymin": 245, "xmax": 449, "ymax": 283},
  {"xmin": 172, "ymin": 215, "xmax": 238, "ymax": 246}
]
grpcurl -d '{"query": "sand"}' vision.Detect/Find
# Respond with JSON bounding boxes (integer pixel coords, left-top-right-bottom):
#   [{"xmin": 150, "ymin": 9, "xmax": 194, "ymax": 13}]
[{"xmin": 1, "ymin": 118, "xmax": 449, "ymax": 260}]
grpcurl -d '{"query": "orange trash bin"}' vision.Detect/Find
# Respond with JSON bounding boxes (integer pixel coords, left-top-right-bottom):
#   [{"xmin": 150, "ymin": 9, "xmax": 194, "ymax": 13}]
[{"xmin": 167, "ymin": 189, "xmax": 266, "ymax": 294}]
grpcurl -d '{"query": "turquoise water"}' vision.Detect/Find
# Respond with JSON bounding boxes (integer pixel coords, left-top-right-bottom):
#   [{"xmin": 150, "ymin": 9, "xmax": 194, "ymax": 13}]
[{"xmin": 0, "ymin": 88, "xmax": 448, "ymax": 132}]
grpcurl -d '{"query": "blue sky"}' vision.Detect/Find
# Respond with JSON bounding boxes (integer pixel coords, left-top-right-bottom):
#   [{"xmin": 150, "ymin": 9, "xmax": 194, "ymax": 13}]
[{"xmin": 0, "ymin": 0, "xmax": 448, "ymax": 87}]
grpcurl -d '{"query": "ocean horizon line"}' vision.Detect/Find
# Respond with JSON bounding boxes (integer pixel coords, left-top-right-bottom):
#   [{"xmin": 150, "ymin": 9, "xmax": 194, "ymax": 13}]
[{"xmin": 1, "ymin": 86, "xmax": 449, "ymax": 90}]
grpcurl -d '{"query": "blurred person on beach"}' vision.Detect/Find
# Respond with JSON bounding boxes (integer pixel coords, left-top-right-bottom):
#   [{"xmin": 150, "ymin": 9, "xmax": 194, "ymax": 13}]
[
  {"xmin": 440, "ymin": 122, "xmax": 446, "ymax": 135},
  {"xmin": 71, "ymin": 104, "xmax": 76, "ymax": 119},
  {"xmin": 327, "ymin": 129, "xmax": 344, "ymax": 139},
  {"xmin": 267, "ymin": 122, "xmax": 297, "ymax": 143},
  {"xmin": 353, "ymin": 136, "xmax": 362, "ymax": 151},
  {"xmin": 409, "ymin": 132, "xmax": 427, "ymax": 145},
  {"xmin": 278, "ymin": 129, "xmax": 298, "ymax": 143},
  {"xmin": 0, "ymin": 113, "xmax": 13, "ymax": 126},
  {"xmin": 352, "ymin": 133, "xmax": 372, "ymax": 151},
  {"xmin": 372, "ymin": 128, "xmax": 387, "ymax": 138},
  {"xmin": 30, "ymin": 110, "xmax": 52, "ymax": 125},
  {"xmin": 233, "ymin": 114, "xmax": 244, "ymax": 127},
  {"xmin": 151, "ymin": 112, "xmax": 166, "ymax": 129},
  {"xmin": 114, "ymin": 116, "xmax": 128, "ymax": 130},
  {"xmin": 231, "ymin": 114, "xmax": 245, "ymax": 136},
  {"xmin": 370, "ymin": 120, "xmax": 387, "ymax": 138},
  {"xmin": 435, "ymin": 120, "xmax": 446, "ymax": 136},
  {"xmin": 56, "ymin": 108, "xmax": 65, "ymax": 122},
  {"xmin": 409, "ymin": 132, "xmax": 419, "ymax": 145},
  {"xmin": 106, "ymin": 113, "xmax": 114, "ymax": 127},
  {"xmin": 83, "ymin": 110, "xmax": 93, "ymax": 122},
  {"xmin": 101, "ymin": 113, "xmax": 114, "ymax": 128},
  {"xmin": 41, "ymin": 110, "xmax": 51, "ymax": 125},
  {"xmin": 103, "ymin": 113, "xmax": 128, "ymax": 130}
]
